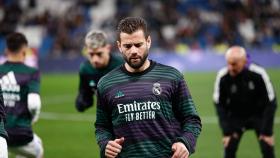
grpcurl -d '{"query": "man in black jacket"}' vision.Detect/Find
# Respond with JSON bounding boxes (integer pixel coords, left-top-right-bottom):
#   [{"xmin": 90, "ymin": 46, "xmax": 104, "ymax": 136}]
[{"xmin": 213, "ymin": 46, "xmax": 277, "ymax": 158}]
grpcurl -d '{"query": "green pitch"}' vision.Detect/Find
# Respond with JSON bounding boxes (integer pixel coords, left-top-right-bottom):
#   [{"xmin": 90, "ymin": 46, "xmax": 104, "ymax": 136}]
[{"xmin": 10, "ymin": 69, "xmax": 279, "ymax": 158}]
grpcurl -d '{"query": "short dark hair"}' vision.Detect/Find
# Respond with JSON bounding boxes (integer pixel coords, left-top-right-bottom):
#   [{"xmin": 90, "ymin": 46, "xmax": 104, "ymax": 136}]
[
  {"xmin": 6, "ymin": 32, "xmax": 28, "ymax": 53},
  {"xmin": 117, "ymin": 17, "xmax": 149, "ymax": 41}
]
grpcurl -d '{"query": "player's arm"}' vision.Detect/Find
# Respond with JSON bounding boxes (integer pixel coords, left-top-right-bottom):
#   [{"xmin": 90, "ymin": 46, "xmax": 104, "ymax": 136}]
[
  {"xmin": 95, "ymin": 90, "xmax": 115, "ymax": 158},
  {"xmin": 0, "ymin": 86, "xmax": 6, "ymax": 124},
  {"xmin": 172, "ymin": 75, "xmax": 202, "ymax": 156},
  {"xmin": 0, "ymin": 118, "xmax": 8, "ymax": 158},
  {"xmin": 0, "ymin": 87, "xmax": 8, "ymax": 158},
  {"xmin": 75, "ymin": 73, "xmax": 94, "ymax": 112},
  {"xmin": 258, "ymin": 70, "xmax": 277, "ymax": 136},
  {"xmin": 0, "ymin": 136, "xmax": 8, "ymax": 158},
  {"xmin": 28, "ymin": 70, "xmax": 41, "ymax": 124},
  {"xmin": 28, "ymin": 93, "xmax": 41, "ymax": 123},
  {"xmin": 261, "ymin": 98, "xmax": 277, "ymax": 136},
  {"xmin": 213, "ymin": 71, "xmax": 232, "ymax": 136}
]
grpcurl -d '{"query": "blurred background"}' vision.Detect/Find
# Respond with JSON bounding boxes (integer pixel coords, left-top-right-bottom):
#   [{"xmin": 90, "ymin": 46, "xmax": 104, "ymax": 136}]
[{"xmin": 0, "ymin": 0, "xmax": 279, "ymax": 157}]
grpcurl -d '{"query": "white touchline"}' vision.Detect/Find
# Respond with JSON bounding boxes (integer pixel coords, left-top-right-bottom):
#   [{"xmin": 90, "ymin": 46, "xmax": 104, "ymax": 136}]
[
  {"xmin": 42, "ymin": 94, "xmax": 74, "ymax": 105},
  {"xmin": 39, "ymin": 112, "xmax": 280, "ymax": 124},
  {"xmin": 40, "ymin": 112, "xmax": 95, "ymax": 122}
]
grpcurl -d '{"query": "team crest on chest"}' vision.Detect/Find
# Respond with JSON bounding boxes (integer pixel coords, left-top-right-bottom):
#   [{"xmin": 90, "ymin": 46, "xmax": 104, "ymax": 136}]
[
  {"xmin": 248, "ymin": 81, "xmax": 255, "ymax": 90},
  {"xmin": 230, "ymin": 84, "xmax": 237, "ymax": 93},
  {"xmin": 152, "ymin": 82, "xmax": 162, "ymax": 95}
]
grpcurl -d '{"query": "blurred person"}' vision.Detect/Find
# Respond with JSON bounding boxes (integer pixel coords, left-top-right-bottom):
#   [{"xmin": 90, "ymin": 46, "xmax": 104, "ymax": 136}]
[
  {"xmin": 0, "ymin": 33, "xmax": 43, "ymax": 158},
  {"xmin": 75, "ymin": 30, "xmax": 123, "ymax": 112},
  {"xmin": 0, "ymin": 87, "xmax": 8, "ymax": 158},
  {"xmin": 213, "ymin": 46, "xmax": 277, "ymax": 158},
  {"xmin": 95, "ymin": 17, "xmax": 201, "ymax": 158}
]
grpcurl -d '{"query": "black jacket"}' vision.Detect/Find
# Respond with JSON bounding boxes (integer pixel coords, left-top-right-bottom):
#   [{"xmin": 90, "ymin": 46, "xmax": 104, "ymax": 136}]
[{"xmin": 213, "ymin": 63, "xmax": 277, "ymax": 136}]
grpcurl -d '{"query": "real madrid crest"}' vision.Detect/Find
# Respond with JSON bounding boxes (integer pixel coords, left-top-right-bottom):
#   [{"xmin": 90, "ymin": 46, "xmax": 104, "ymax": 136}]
[
  {"xmin": 152, "ymin": 82, "xmax": 162, "ymax": 95},
  {"xmin": 248, "ymin": 81, "xmax": 255, "ymax": 90},
  {"xmin": 230, "ymin": 84, "xmax": 237, "ymax": 93}
]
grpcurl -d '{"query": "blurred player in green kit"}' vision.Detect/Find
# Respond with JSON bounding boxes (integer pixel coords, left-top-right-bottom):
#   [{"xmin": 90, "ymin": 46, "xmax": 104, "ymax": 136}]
[
  {"xmin": 0, "ymin": 32, "xmax": 43, "ymax": 158},
  {"xmin": 75, "ymin": 30, "xmax": 123, "ymax": 112}
]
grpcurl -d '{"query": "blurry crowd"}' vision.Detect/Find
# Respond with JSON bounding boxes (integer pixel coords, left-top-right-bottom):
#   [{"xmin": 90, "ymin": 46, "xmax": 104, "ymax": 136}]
[
  {"xmin": 0, "ymin": 0, "xmax": 280, "ymax": 58},
  {"xmin": 117, "ymin": 0, "xmax": 280, "ymax": 53}
]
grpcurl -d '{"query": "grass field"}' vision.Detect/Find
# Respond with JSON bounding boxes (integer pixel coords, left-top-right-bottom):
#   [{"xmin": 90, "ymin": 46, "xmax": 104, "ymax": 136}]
[{"xmin": 11, "ymin": 69, "xmax": 279, "ymax": 158}]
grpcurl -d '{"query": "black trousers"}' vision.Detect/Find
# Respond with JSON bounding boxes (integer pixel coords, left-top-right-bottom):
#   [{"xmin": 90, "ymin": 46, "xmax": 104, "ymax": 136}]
[{"xmin": 224, "ymin": 130, "xmax": 275, "ymax": 158}]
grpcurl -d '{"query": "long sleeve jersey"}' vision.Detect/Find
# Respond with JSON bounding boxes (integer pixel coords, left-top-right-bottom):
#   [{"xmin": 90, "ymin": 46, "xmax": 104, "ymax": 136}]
[
  {"xmin": 95, "ymin": 60, "xmax": 201, "ymax": 158},
  {"xmin": 75, "ymin": 54, "xmax": 123, "ymax": 112},
  {"xmin": 0, "ymin": 61, "xmax": 40, "ymax": 146}
]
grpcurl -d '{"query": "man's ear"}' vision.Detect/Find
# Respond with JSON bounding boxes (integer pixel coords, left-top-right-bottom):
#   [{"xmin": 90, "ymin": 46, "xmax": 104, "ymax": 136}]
[
  {"xmin": 22, "ymin": 47, "xmax": 27, "ymax": 58},
  {"xmin": 4, "ymin": 48, "xmax": 8, "ymax": 56},
  {"xmin": 117, "ymin": 41, "xmax": 122, "ymax": 53},
  {"xmin": 106, "ymin": 44, "xmax": 112, "ymax": 53},
  {"xmin": 147, "ymin": 36, "xmax": 151, "ymax": 49}
]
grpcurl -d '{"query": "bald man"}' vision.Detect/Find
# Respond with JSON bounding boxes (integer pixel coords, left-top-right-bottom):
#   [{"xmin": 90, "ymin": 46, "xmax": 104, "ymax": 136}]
[{"xmin": 213, "ymin": 46, "xmax": 277, "ymax": 158}]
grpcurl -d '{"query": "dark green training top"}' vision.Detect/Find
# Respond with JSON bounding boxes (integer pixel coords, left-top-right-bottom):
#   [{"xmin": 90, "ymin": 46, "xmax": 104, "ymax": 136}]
[
  {"xmin": 95, "ymin": 60, "xmax": 202, "ymax": 158},
  {"xmin": 0, "ymin": 61, "xmax": 40, "ymax": 146},
  {"xmin": 75, "ymin": 54, "xmax": 124, "ymax": 112}
]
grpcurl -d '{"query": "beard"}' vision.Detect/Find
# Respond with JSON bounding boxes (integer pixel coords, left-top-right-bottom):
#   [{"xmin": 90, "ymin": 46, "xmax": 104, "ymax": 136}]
[{"xmin": 123, "ymin": 49, "xmax": 148, "ymax": 69}]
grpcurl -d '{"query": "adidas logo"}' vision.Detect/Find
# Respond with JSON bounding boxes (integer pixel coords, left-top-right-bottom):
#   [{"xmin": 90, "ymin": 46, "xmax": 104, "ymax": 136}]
[
  {"xmin": 0, "ymin": 71, "xmax": 20, "ymax": 92},
  {"xmin": 115, "ymin": 90, "xmax": 125, "ymax": 98}
]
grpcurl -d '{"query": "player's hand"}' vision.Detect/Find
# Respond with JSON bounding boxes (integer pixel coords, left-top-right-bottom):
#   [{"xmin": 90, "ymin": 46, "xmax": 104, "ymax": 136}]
[
  {"xmin": 259, "ymin": 135, "xmax": 274, "ymax": 146},
  {"xmin": 105, "ymin": 137, "xmax": 124, "ymax": 158},
  {"xmin": 223, "ymin": 132, "xmax": 239, "ymax": 148},
  {"xmin": 0, "ymin": 136, "xmax": 8, "ymax": 158},
  {"xmin": 171, "ymin": 142, "xmax": 189, "ymax": 158},
  {"xmin": 222, "ymin": 136, "xmax": 231, "ymax": 147}
]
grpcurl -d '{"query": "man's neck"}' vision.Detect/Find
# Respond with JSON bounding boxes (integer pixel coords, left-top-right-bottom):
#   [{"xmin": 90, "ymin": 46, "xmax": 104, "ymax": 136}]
[
  {"xmin": 6, "ymin": 53, "xmax": 24, "ymax": 63},
  {"xmin": 125, "ymin": 59, "xmax": 150, "ymax": 73}
]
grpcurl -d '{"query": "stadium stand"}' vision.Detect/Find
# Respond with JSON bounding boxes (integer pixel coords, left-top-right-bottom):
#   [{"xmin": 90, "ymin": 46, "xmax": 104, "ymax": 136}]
[{"xmin": 0, "ymin": 0, "xmax": 280, "ymax": 59}]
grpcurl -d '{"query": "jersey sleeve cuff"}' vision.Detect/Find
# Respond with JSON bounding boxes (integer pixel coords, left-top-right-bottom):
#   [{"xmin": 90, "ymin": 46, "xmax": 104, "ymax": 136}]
[{"xmin": 174, "ymin": 136, "xmax": 194, "ymax": 154}]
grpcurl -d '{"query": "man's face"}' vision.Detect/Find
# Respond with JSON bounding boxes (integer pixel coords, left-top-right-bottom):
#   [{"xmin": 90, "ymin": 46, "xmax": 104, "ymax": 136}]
[
  {"xmin": 86, "ymin": 45, "xmax": 110, "ymax": 69},
  {"xmin": 117, "ymin": 30, "xmax": 151, "ymax": 69},
  {"xmin": 226, "ymin": 56, "xmax": 246, "ymax": 77}
]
